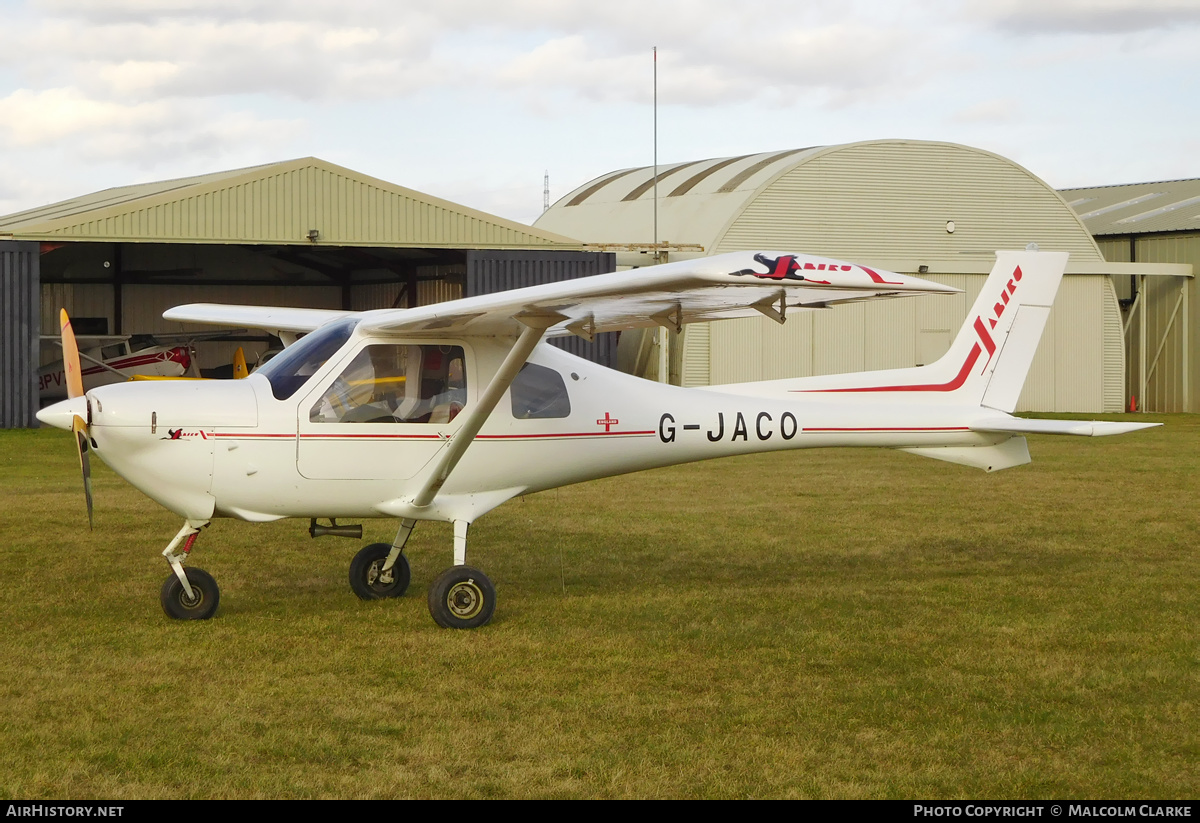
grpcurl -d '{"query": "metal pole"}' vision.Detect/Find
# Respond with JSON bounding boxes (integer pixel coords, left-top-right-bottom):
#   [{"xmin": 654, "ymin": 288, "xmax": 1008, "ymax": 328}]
[
  {"xmin": 1183, "ymin": 276, "xmax": 1190, "ymax": 412},
  {"xmin": 1139, "ymin": 274, "xmax": 1147, "ymax": 411},
  {"xmin": 653, "ymin": 46, "xmax": 669, "ymax": 385},
  {"xmin": 653, "ymin": 46, "xmax": 658, "ymax": 263}
]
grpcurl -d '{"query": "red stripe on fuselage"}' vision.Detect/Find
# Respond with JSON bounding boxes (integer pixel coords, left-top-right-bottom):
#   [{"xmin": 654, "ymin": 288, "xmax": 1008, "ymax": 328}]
[
  {"xmin": 796, "ymin": 342, "xmax": 982, "ymax": 393},
  {"xmin": 801, "ymin": 426, "xmax": 970, "ymax": 432}
]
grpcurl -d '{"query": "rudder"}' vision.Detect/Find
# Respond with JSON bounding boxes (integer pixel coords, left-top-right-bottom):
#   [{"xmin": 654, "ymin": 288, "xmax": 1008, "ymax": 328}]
[{"xmin": 787, "ymin": 250, "xmax": 1067, "ymax": 409}]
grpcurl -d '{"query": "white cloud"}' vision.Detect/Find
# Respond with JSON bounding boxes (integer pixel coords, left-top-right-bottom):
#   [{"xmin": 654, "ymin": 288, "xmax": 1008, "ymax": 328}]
[
  {"xmin": 968, "ymin": 0, "xmax": 1200, "ymax": 34},
  {"xmin": 1, "ymin": 1, "xmax": 1199, "ymax": 220},
  {"xmin": 0, "ymin": 88, "xmax": 169, "ymax": 147},
  {"xmin": 0, "ymin": 85, "xmax": 305, "ymax": 173},
  {"xmin": 6, "ymin": 1, "xmax": 942, "ymax": 108},
  {"xmin": 953, "ymin": 98, "xmax": 1021, "ymax": 124}
]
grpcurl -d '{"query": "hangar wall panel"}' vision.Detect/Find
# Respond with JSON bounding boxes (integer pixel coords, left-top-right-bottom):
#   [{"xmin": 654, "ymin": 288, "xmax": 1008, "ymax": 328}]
[
  {"xmin": 1, "ymin": 241, "xmax": 39, "ymax": 428},
  {"xmin": 1096, "ymin": 235, "xmax": 1196, "ymax": 412},
  {"xmin": 1100, "ymin": 276, "xmax": 1128, "ymax": 412},
  {"xmin": 1130, "ymin": 235, "xmax": 1196, "ymax": 412},
  {"xmin": 351, "ymin": 282, "xmax": 405, "ymax": 312},
  {"xmin": 38, "ymin": 283, "xmax": 115, "ymax": 364},
  {"xmin": 465, "ymin": 250, "xmax": 617, "ymax": 366},
  {"xmin": 1012, "ymin": 275, "xmax": 1117, "ymax": 413},
  {"xmin": 681, "ymin": 323, "xmax": 710, "ymax": 387}
]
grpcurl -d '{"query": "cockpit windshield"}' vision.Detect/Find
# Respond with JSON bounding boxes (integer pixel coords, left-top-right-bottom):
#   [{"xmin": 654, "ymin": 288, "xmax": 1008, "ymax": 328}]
[{"xmin": 256, "ymin": 317, "xmax": 359, "ymax": 400}]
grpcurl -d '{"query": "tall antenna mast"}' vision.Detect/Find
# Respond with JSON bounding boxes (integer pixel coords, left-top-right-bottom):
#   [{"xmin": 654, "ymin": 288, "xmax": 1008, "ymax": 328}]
[
  {"xmin": 543, "ymin": 170, "xmax": 549, "ymax": 213},
  {"xmin": 653, "ymin": 46, "xmax": 658, "ymax": 262}
]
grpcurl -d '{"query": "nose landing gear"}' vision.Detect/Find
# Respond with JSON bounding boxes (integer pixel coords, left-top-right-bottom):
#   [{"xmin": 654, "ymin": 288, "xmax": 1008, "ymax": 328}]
[{"xmin": 159, "ymin": 520, "xmax": 219, "ymax": 620}]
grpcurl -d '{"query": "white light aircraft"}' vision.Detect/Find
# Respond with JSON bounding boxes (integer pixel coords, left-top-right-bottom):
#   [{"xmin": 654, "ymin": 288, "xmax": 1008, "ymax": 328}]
[
  {"xmin": 37, "ymin": 249, "xmax": 1158, "ymax": 628},
  {"xmin": 38, "ymin": 335, "xmax": 192, "ymax": 403}
]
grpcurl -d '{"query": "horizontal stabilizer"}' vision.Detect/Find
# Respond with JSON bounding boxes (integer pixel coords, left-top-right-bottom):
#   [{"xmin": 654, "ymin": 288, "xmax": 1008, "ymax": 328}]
[
  {"xmin": 899, "ymin": 437, "xmax": 1031, "ymax": 472},
  {"xmin": 971, "ymin": 418, "xmax": 1162, "ymax": 437}
]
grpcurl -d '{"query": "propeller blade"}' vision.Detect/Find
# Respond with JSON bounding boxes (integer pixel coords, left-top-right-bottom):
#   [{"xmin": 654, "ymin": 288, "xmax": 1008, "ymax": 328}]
[
  {"xmin": 72, "ymin": 414, "xmax": 94, "ymax": 530},
  {"xmin": 59, "ymin": 309, "xmax": 85, "ymax": 399},
  {"xmin": 233, "ymin": 347, "xmax": 249, "ymax": 379}
]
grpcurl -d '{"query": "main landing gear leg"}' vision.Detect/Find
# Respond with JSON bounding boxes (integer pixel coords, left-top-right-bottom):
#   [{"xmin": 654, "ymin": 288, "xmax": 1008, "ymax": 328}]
[
  {"xmin": 349, "ymin": 518, "xmax": 414, "ymax": 600},
  {"xmin": 427, "ymin": 519, "xmax": 496, "ymax": 629},
  {"xmin": 159, "ymin": 519, "xmax": 219, "ymax": 620}
]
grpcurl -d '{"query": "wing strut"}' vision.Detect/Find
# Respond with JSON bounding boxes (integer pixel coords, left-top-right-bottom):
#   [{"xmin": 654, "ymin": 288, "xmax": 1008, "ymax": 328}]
[{"xmin": 409, "ymin": 317, "xmax": 556, "ymax": 508}]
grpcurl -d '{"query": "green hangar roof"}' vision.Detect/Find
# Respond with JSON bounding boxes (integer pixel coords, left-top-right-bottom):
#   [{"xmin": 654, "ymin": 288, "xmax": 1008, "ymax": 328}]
[
  {"xmin": 1061, "ymin": 178, "xmax": 1200, "ymax": 236},
  {"xmin": 536, "ymin": 140, "xmax": 1103, "ymax": 271},
  {"xmin": 0, "ymin": 156, "xmax": 580, "ymax": 249}
]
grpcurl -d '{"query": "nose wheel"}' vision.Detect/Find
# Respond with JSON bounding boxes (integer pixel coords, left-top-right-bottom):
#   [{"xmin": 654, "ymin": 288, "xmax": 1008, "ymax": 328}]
[
  {"xmin": 159, "ymin": 520, "xmax": 218, "ymax": 620},
  {"xmin": 160, "ymin": 567, "xmax": 220, "ymax": 620},
  {"xmin": 349, "ymin": 543, "xmax": 411, "ymax": 599}
]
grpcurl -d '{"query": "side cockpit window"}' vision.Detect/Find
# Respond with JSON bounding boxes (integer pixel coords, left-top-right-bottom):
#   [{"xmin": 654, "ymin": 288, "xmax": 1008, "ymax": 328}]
[
  {"xmin": 310, "ymin": 344, "xmax": 466, "ymax": 424},
  {"xmin": 510, "ymin": 363, "xmax": 570, "ymax": 419}
]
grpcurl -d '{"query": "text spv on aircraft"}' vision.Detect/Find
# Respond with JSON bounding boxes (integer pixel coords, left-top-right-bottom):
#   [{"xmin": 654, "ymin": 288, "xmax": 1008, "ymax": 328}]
[{"xmin": 658, "ymin": 411, "xmax": 798, "ymax": 444}]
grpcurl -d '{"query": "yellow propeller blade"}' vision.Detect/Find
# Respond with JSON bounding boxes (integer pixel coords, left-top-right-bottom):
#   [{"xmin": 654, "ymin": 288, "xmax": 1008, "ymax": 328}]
[
  {"xmin": 59, "ymin": 309, "xmax": 84, "ymax": 399},
  {"xmin": 72, "ymin": 414, "xmax": 94, "ymax": 530}
]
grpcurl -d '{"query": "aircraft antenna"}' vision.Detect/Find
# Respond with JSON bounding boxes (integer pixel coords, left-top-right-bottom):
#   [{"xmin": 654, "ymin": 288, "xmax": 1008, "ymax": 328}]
[{"xmin": 653, "ymin": 46, "xmax": 658, "ymax": 263}]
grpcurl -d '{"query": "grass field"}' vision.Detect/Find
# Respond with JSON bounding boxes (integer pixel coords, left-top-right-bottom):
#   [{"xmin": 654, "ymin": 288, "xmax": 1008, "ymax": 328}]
[{"xmin": 0, "ymin": 418, "xmax": 1195, "ymax": 799}]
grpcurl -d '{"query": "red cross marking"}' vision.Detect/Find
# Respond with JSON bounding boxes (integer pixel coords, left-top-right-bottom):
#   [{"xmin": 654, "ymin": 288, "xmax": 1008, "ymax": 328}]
[{"xmin": 596, "ymin": 412, "xmax": 619, "ymax": 432}]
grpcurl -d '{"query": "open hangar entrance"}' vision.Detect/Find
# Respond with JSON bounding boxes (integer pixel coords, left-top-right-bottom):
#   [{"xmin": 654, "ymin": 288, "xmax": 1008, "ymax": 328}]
[
  {"xmin": 35, "ymin": 242, "xmax": 614, "ymax": 373},
  {"xmin": 0, "ymin": 158, "xmax": 612, "ymax": 427}
]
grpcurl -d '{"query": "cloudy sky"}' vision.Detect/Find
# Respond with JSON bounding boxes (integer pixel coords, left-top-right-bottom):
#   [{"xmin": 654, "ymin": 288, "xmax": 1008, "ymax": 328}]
[{"xmin": 1, "ymin": 0, "xmax": 1198, "ymax": 225}]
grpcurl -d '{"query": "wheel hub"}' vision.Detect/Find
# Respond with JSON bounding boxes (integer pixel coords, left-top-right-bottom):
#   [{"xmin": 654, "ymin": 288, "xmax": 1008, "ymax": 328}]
[
  {"xmin": 367, "ymin": 559, "xmax": 395, "ymax": 588},
  {"xmin": 446, "ymin": 580, "xmax": 483, "ymax": 619}
]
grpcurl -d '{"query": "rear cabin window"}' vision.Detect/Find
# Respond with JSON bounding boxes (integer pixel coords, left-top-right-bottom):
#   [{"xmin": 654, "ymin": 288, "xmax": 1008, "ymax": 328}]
[
  {"xmin": 310, "ymin": 344, "xmax": 466, "ymax": 424},
  {"xmin": 510, "ymin": 363, "xmax": 570, "ymax": 419}
]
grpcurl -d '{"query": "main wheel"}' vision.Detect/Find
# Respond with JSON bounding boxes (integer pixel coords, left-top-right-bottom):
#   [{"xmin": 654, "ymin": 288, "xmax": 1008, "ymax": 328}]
[
  {"xmin": 160, "ymin": 568, "xmax": 220, "ymax": 620},
  {"xmin": 349, "ymin": 543, "xmax": 411, "ymax": 600},
  {"xmin": 427, "ymin": 566, "xmax": 495, "ymax": 629}
]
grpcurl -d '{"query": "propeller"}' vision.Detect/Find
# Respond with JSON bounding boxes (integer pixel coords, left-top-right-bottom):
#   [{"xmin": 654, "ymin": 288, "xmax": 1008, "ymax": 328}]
[
  {"xmin": 60, "ymin": 309, "xmax": 94, "ymax": 529},
  {"xmin": 233, "ymin": 346, "xmax": 249, "ymax": 379}
]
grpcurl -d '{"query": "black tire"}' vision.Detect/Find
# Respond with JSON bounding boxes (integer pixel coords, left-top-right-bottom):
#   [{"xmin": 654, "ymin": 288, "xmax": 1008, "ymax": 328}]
[
  {"xmin": 349, "ymin": 543, "xmax": 411, "ymax": 600},
  {"xmin": 160, "ymin": 568, "xmax": 220, "ymax": 620},
  {"xmin": 427, "ymin": 566, "xmax": 495, "ymax": 629}
]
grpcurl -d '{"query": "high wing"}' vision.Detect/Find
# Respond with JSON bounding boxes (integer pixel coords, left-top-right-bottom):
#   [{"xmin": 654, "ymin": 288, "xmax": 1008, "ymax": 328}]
[
  {"xmin": 162, "ymin": 251, "xmax": 958, "ymax": 341},
  {"xmin": 162, "ymin": 305, "xmax": 355, "ymax": 338},
  {"xmin": 360, "ymin": 251, "xmax": 958, "ymax": 338}
]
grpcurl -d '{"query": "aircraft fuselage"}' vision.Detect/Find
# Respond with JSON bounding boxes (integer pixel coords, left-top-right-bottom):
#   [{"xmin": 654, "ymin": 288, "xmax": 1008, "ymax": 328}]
[{"xmin": 78, "ymin": 336, "xmax": 1004, "ymax": 527}]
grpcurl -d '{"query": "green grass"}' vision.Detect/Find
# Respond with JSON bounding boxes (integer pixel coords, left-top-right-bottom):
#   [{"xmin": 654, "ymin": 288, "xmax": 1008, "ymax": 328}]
[{"xmin": 0, "ymin": 417, "xmax": 1195, "ymax": 798}]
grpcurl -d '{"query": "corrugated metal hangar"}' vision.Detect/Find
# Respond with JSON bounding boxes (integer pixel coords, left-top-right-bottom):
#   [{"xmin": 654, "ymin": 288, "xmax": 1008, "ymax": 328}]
[
  {"xmin": 536, "ymin": 139, "xmax": 1185, "ymax": 413},
  {"xmin": 1060, "ymin": 179, "xmax": 1197, "ymax": 412},
  {"xmin": 0, "ymin": 157, "xmax": 614, "ymax": 427}
]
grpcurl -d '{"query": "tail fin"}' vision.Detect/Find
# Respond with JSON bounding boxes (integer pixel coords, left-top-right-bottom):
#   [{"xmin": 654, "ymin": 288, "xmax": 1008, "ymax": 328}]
[{"xmin": 793, "ymin": 250, "xmax": 1067, "ymax": 410}]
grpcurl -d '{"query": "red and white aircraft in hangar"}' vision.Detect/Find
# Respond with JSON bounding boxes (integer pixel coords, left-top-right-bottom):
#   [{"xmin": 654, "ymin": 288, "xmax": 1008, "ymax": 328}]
[{"xmin": 37, "ymin": 249, "xmax": 1157, "ymax": 628}]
